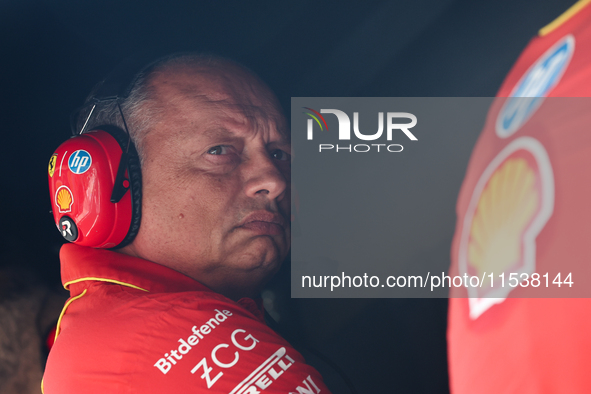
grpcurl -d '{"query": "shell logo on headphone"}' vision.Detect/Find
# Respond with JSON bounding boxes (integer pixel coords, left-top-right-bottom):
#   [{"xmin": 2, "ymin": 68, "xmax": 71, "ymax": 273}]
[{"xmin": 55, "ymin": 186, "xmax": 74, "ymax": 213}]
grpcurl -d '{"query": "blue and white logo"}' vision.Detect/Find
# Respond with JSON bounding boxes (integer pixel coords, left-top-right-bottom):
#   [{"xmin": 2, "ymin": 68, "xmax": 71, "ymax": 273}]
[
  {"xmin": 496, "ymin": 35, "xmax": 574, "ymax": 138},
  {"xmin": 68, "ymin": 150, "xmax": 92, "ymax": 174}
]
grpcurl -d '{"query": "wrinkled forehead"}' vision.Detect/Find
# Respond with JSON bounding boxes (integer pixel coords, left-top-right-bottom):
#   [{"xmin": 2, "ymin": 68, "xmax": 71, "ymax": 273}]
[{"xmin": 149, "ymin": 64, "xmax": 289, "ymax": 139}]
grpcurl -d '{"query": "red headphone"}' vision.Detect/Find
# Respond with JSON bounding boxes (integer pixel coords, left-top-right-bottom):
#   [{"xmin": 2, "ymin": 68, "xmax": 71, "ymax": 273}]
[
  {"xmin": 48, "ymin": 126, "xmax": 142, "ymax": 248},
  {"xmin": 48, "ymin": 58, "xmax": 147, "ymax": 249}
]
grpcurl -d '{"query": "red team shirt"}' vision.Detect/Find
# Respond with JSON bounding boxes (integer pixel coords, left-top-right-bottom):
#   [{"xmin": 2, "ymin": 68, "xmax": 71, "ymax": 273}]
[
  {"xmin": 44, "ymin": 2, "xmax": 591, "ymax": 392},
  {"xmin": 43, "ymin": 244, "xmax": 329, "ymax": 393},
  {"xmin": 448, "ymin": 0, "xmax": 591, "ymax": 393}
]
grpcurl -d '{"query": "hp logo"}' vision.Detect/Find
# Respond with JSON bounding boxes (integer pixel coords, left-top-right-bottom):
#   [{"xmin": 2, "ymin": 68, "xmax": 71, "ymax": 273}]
[{"xmin": 68, "ymin": 150, "xmax": 92, "ymax": 174}]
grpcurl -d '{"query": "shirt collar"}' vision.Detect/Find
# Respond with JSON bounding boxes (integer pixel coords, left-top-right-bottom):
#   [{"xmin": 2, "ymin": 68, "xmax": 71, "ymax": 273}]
[
  {"xmin": 60, "ymin": 244, "xmax": 267, "ymax": 322},
  {"xmin": 60, "ymin": 243, "xmax": 212, "ymax": 294}
]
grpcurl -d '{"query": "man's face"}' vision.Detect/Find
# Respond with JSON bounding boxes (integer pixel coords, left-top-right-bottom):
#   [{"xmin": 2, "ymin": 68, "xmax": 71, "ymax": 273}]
[{"xmin": 123, "ymin": 65, "xmax": 291, "ymax": 299}]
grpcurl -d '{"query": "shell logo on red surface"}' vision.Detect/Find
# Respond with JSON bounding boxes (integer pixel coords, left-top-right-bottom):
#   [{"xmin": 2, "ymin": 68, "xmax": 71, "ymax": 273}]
[
  {"xmin": 459, "ymin": 137, "xmax": 554, "ymax": 319},
  {"xmin": 55, "ymin": 185, "xmax": 74, "ymax": 213}
]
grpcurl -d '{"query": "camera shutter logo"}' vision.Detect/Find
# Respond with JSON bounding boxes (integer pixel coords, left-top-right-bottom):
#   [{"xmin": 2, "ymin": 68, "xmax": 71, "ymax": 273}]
[{"xmin": 303, "ymin": 107, "xmax": 329, "ymax": 140}]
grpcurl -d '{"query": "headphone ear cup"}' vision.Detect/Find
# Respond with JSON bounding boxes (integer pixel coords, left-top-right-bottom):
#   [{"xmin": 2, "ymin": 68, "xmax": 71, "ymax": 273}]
[
  {"xmin": 48, "ymin": 127, "xmax": 142, "ymax": 248},
  {"xmin": 96, "ymin": 126, "xmax": 142, "ymax": 249}
]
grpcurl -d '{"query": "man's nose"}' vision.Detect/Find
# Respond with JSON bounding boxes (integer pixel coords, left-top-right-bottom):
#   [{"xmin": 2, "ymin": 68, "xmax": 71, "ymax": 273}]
[{"xmin": 244, "ymin": 152, "xmax": 288, "ymax": 201}]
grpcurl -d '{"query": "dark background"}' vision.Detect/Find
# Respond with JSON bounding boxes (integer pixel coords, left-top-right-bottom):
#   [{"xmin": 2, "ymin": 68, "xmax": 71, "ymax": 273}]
[{"xmin": 0, "ymin": 0, "xmax": 576, "ymax": 392}]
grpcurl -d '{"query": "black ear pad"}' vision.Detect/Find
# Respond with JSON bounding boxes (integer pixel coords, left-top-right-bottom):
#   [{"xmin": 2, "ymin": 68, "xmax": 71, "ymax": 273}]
[{"xmin": 97, "ymin": 125, "xmax": 143, "ymax": 249}]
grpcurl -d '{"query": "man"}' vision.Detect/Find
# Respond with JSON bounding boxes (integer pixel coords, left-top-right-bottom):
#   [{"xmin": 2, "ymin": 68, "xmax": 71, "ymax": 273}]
[{"xmin": 43, "ymin": 55, "xmax": 329, "ymax": 393}]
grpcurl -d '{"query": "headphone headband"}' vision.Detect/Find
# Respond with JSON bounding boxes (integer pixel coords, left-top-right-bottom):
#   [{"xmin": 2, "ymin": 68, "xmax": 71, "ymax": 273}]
[
  {"xmin": 50, "ymin": 54, "xmax": 160, "ymax": 248},
  {"xmin": 53, "ymin": 51, "xmax": 207, "ymax": 248}
]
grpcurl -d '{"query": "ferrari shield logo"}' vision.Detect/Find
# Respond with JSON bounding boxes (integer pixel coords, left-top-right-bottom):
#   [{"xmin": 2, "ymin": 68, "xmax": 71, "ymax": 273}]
[{"xmin": 48, "ymin": 154, "xmax": 57, "ymax": 178}]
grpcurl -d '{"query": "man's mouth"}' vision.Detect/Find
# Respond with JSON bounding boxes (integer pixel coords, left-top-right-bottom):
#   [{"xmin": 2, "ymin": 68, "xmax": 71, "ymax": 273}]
[{"xmin": 239, "ymin": 211, "xmax": 286, "ymax": 236}]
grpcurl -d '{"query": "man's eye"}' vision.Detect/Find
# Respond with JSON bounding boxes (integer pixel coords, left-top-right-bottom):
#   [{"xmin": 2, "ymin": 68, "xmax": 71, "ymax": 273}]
[
  {"xmin": 207, "ymin": 146, "xmax": 229, "ymax": 155},
  {"xmin": 271, "ymin": 149, "xmax": 289, "ymax": 161}
]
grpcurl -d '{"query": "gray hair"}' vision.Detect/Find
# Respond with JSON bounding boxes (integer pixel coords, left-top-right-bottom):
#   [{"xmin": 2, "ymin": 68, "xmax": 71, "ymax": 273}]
[{"xmin": 77, "ymin": 53, "xmax": 239, "ymax": 165}]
